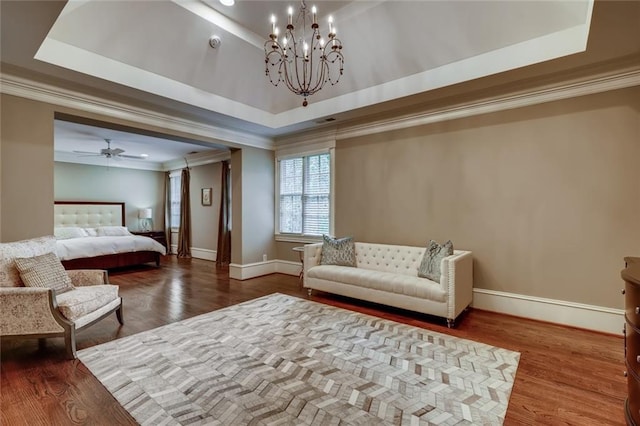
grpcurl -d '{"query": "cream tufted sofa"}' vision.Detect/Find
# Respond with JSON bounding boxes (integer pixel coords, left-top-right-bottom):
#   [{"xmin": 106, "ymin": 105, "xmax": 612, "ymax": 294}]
[{"xmin": 304, "ymin": 242, "xmax": 473, "ymax": 327}]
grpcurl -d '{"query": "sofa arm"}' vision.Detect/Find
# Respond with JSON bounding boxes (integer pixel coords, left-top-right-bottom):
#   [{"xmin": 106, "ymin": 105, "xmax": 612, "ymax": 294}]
[
  {"xmin": 303, "ymin": 243, "xmax": 323, "ymax": 286},
  {"xmin": 0, "ymin": 287, "xmax": 66, "ymax": 336},
  {"xmin": 441, "ymin": 251, "xmax": 473, "ymax": 320},
  {"xmin": 68, "ymin": 269, "xmax": 109, "ymax": 286}
]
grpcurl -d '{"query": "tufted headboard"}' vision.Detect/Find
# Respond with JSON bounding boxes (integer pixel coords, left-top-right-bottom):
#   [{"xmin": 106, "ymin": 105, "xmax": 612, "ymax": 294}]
[{"xmin": 54, "ymin": 201, "xmax": 125, "ymax": 228}]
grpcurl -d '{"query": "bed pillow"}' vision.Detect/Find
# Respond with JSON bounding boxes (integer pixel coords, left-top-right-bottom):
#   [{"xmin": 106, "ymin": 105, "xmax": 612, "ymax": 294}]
[
  {"xmin": 83, "ymin": 227, "xmax": 98, "ymax": 237},
  {"xmin": 320, "ymin": 235, "xmax": 356, "ymax": 267},
  {"xmin": 96, "ymin": 226, "xmax": 132, "ymax": 237},
  {"xmin": 418, "ymin": 240, "xmax": 454, "ymax": 281},
  {"xmin": 14, "ymin": 252, "xmax": 74, "ymax": 294},
  {"xmin": 54, "ymin": 227, "xmax": 88, "ymax": 240}
]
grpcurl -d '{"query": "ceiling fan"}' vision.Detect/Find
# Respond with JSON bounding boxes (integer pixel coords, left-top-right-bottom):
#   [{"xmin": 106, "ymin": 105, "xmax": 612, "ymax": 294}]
[{"xmin": 73, "ymin": 139, "xmax": 148, "ymax": 160}]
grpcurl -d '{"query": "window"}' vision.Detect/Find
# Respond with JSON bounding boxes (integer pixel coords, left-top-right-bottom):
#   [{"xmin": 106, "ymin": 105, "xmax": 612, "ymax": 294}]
[
  {"xmin": 169, "ymin": 173, "xmax": 181, "ymax": 229},
  {"xmin": 278, "ymin": 152, "xmax": 331, "ymax": 238}
]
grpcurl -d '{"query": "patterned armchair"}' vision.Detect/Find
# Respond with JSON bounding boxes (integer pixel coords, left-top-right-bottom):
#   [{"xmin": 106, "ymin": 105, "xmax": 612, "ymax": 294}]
[{"xmin": 0, "ymin": 236, "xmax": 123, "ymax": 359}]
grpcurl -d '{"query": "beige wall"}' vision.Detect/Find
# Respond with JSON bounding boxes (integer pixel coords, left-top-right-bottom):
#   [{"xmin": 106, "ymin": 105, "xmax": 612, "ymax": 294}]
[
  {"xmin": 231, "ymin": 146, "xmax": 276, "ymax": 265},
  {"xmin": 1, "ymin": 95, "xmax": 54, "ymax": 241},
  {"xmin": 335, "ymin": 87, "xmax": 640, "ymax": 309},
  {"xmin": 54, "ymin": 162, "xmax": 166, "ymax": 231},
  {"xmin": 188, "ymin": 162, "xmax": 221, "ymax": 252},
  {"xmin": 0, "ymin": 94, "xmax": 258, "ymax": 263}
]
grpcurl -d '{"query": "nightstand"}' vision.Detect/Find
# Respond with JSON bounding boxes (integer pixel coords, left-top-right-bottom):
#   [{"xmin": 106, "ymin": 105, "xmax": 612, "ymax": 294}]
[{"xmin": 132, "ymin": 231, "xmax": 167, "ymax": 251}]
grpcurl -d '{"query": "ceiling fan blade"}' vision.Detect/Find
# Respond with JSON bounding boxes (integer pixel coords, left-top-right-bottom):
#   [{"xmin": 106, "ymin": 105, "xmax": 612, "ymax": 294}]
[
  {"xmin": 73, "ymin": 150, "xmax": 101, "ymax": 156},
  {"xmin": 119, "ymin": 154, "xmax": 148, "ymax": 160},
  {"xmin": 111, "ymin": 148, "xmax": 125, "ymax": 155}
]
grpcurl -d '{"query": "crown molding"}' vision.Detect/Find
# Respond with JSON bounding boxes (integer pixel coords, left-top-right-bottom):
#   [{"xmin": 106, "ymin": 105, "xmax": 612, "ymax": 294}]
[
  {"xmin": 275, "ymin": 128, "xmax": 337, "ymax": 157},
  {"xmin": 0, "ymin": 73, "xmax": 274, "ymax": 151},
  {"xmin": 335, "ymin": 68, "xmax": 640, "ymax": 141},
  {"xmin": 163, "ymin": 150, "xmax": 231, "ymax": 171}
]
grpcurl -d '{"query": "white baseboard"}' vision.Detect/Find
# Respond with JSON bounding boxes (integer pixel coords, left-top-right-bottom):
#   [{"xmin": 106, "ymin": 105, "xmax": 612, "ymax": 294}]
[
  {"xmin": 229, "ymin": 260, "xmax": 276, "ymax": 280},
  {"xmin": 191, "ymin": 247, "xmax": 216, "ymax": 262},
  {"xmin": 275, "ymin": 260, "xmax": 302, "ymax": 276},
  {"xmin": 227, "ymin": 261, "xmax": 623, "ymax": 335},
  {"xmin": 168, "ymin": 245, "xmax": 216, "ymax": 261},
  {"xmin": 472, "ymin": 288, "xmax": 624, "ymax": 335},
  {"xmin": 229, "ymin": 260, "xmax": 301, "ymax": 280}
]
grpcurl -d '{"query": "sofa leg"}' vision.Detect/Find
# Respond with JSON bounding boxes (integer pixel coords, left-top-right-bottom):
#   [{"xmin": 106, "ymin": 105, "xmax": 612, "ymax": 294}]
[
  {"xmin": 446, "ymin": 318, "xmax": 454, "ymax": 328},
  {"xmin": 307, "ymin": 288, "xmax": 313, "ymax": 297},
  {"xmin": 116, "ymin": 303, "xmax": 124, "ymax": 325}
]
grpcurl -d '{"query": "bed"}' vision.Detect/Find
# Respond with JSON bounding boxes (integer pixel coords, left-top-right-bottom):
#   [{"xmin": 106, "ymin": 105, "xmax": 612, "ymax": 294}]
[{"xmin": 54, "ymin": 201, "xmax": 166, "ymax": 270}]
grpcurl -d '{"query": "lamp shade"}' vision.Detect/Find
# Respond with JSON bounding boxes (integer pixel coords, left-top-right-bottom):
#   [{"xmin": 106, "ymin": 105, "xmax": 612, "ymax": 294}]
[{"xmin": 138, "ymin": 208, "xmax": 152, "ymax": 219}]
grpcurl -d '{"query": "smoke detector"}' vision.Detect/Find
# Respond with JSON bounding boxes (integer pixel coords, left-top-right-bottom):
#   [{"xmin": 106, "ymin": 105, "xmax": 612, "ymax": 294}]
[{"xmin": 209, "ymin": 36, "xmax": 222, "ymax": 49}]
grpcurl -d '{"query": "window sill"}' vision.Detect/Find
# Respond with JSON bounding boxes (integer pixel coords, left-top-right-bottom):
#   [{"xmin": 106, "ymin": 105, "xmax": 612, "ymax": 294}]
[{"xmin": 275, "ymin": 234, "xmax": 323, "ymax": 244}]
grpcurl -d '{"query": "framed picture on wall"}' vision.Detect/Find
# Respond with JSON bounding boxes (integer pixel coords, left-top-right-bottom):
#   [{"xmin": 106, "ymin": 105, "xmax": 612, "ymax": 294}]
[{"xmin": 201, "ymin": 188, "xmax": 212, "ymax": 206}]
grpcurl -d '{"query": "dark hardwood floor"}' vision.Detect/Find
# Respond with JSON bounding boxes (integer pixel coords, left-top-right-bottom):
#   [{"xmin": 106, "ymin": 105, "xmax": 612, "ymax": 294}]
[{"xmin": 1, "ymin": 256, "xmax": 627, "ymax": 425}]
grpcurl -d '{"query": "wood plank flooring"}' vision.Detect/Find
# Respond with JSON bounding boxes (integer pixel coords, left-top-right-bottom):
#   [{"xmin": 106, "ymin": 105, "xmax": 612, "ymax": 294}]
[{"xmin": 1, "ymin": 256, "xmax": 628, "ymax": 425}]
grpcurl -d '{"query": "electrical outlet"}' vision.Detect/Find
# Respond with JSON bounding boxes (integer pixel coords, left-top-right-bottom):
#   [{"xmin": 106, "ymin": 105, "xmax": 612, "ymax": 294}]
[{"xmin": 263, "ymin": 254, "xmax": 268, "ymax": 262}]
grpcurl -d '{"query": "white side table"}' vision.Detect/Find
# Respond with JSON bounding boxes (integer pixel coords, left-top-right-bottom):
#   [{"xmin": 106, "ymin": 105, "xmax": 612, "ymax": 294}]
[{"xmin": 292, "ymin": 246, "xmax": 305, "ymax": 287}]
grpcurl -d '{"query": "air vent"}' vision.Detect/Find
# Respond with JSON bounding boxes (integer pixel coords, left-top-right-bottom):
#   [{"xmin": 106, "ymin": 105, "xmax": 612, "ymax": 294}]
[{"xmin": 315, "ymin": 117, "xmax": 336, "ymax": 124}]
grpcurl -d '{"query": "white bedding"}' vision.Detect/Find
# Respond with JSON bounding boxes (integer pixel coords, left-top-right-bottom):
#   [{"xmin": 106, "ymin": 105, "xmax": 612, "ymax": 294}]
[{"xmin": 56, "ymin": 236, "xmax": 166, "ymax": 261}]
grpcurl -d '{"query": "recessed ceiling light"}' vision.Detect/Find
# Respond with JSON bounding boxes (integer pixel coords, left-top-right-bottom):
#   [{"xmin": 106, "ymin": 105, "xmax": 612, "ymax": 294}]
[
  {"xmin": 140, "ymin": 154, "xmax": 149, "ymax": 158},
  {"xmin": 219, "ymin": 0, "xmax": 234, "ymax": 6}
]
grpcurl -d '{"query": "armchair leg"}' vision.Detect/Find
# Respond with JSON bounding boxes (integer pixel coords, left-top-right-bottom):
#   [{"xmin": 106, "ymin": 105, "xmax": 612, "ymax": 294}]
[
  {"xmin": 65, "ymin": 330, "xmax": 77, "ymax": 359},
  {"xmin": 116, "ymin": 304, "xmax": 124, "ymax": 325}
]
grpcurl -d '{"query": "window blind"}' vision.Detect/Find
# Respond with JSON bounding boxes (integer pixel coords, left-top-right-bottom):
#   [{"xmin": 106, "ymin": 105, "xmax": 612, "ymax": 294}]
[{"xmin": 279, "ymin": 153, "xmax": 330, "ymax": 235}]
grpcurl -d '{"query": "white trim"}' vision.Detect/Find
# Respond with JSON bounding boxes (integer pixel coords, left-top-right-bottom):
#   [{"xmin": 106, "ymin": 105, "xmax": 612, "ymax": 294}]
[
  {"xmin": 227, "ymin": 261, "xmax": 624, "ymax": 334},
  {"xmin": 229, "ymin": 260, "xmax": 301, "ymax": 280},
  {"xmin": 275, "ymin": 234, "xmax": 323, "ymax": 244},
  {"xmin": 336, "ymin": 68, "xmax": 640, "ymax": 141},
  {"xmin": 275, "ymin": 260, "xmax": 302, "ymax": 277},
  {"xmin": 163, "ymin": 150, "xmax": 230, "ymax": 172},
  {"xmin": 2, "ymin": 67, "xmax": 637, "ymax": 150},
  {"xmin": 0, "ymin": 73, "xmax": 274, "ymax": 151},
  {"xmin": 472, "ymin": 288, "xmax": 624, "ymax": 335},
  {"xmin": 191, "ymin": 248, "xmax": 217, "ymax": 262},
  {"xmin": 229, "ymin": 261, "xmax": 277, "ymax": 280},
  {"xmin": 275, "ymin": 129, "xmax": 337, "ymax": 157}
]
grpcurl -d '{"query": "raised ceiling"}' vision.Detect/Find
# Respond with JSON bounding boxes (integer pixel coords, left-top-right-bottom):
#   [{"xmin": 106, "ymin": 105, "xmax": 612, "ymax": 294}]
[{"xmin": 1, "ymin": 0, "xmax": 639, "ymax": 168}]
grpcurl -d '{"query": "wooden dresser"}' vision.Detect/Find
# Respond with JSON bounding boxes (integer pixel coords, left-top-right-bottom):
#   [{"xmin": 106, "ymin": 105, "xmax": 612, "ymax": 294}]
[{"xmin": 623, "ymin": 256, "xmax": 640, "ymax": 426}]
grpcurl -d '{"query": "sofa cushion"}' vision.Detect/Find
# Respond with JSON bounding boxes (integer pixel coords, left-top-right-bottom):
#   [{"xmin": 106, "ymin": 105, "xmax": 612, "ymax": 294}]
[
  {"xmin": 56, "ymin": 285, "xmax": 119, "ymax": 321},
  {"xmin": 418, "ymin": 240, "xmax": 454, "ymax": 281},
  {"xmin": 308, "ymin": 265, "xmax": 446, "ymax": 302},
  {"xmin": 321, "ymin": 235, "xmax": 356, "ymax": 267},
  {"xmin": 14, "ymin": 252, "xmax": 74, "ymax": 295},
  {"xmin": 0, "ymin": 236, "xmax": 58, "ymax": 287}
]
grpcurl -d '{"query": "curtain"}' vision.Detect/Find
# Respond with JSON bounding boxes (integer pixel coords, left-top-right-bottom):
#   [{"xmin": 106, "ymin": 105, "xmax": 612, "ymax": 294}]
[
  {"xmin": 177, "ymin": 167, "xmax": 191, "ymax": 258},
  {"xmin": 164, "ymin": 171, "xmax": 171, "ymax": 253},
  {"xmin": 216, "ymin": 160, "xmax": 231, "ymax": 266}
]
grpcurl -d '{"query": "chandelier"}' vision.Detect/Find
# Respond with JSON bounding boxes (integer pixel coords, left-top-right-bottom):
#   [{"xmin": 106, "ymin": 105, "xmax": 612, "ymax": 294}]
[{"xmin": 264, "ymin": 1, "xmax": 344, "ymax": 107}]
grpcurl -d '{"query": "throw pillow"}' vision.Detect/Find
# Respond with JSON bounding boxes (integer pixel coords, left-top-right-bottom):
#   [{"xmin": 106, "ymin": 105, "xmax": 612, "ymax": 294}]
[
  {"xmin": 320, "ymin": 235, "xmax": 356, "ymax": 267},
  {"xmin": 14, "ymin": 252, "xmax": 74, "ymax": 294},
  {"xmin": 418, "ymin": 239, "xmax": 454, "ymax": 281},
  {"xmin": 0, "ymin": 235, "xmax": 57, "ymax": 287}
]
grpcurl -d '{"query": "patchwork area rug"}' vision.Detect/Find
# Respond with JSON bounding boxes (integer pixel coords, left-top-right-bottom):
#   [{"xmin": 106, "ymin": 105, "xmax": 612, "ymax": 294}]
[{"xmin": 78, "ymin": 294, "xmax": 520, "ymax": 425}]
